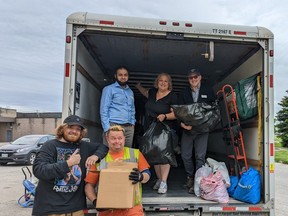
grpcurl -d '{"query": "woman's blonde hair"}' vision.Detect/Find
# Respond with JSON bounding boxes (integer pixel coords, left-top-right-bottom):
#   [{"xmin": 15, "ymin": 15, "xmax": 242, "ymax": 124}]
[
  {"xmin": 55, "ymin": 123, "xmax": 87, "ymax": 141},
  {"xmin": 154, "ymin": 73, "xmax": 173, "ymax": 91}
]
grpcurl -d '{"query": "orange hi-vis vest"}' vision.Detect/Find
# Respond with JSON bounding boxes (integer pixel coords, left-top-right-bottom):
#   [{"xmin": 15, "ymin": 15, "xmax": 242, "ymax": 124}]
[{"xmin": 96, "ymin": 147, "xmax": 142, "ymax": 206}]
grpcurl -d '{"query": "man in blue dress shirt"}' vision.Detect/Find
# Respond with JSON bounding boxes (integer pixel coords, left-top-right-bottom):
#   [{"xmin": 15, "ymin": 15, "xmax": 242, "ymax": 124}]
[{"xmin": 100, "ymin": 66, "xmax": 136, "ymax": 147}]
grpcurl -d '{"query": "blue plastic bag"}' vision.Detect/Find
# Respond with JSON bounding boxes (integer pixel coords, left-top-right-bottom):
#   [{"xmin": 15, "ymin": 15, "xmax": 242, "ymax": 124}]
[
  {"xmin": 227, "ymin": 176, "xmax": 238, "ymax": 197},
  {"xmin": 233, "ymin": 167, "xmax": 261, "ymax": 204}
]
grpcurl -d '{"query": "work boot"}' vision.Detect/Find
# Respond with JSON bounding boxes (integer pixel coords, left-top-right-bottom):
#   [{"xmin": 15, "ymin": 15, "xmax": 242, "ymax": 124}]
[
  {"xmin": 184, "ymin": 176, "xmax": 194, "ymax": 188},
  {"xmin": 188, "ymin": 186, "xmax": 195, "ymax": 194}
]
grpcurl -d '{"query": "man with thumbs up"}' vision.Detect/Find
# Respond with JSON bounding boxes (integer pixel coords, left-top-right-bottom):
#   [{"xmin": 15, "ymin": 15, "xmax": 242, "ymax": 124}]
[{"xmin": 32, "ymin": 115, "xmax": 108, "ymax": 216}]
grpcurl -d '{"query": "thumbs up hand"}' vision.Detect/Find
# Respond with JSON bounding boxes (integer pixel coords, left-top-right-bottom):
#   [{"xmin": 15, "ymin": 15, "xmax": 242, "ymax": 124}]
[{"xmin": 67, "ymin": 148, "xmax": 81, "ymax": 167}]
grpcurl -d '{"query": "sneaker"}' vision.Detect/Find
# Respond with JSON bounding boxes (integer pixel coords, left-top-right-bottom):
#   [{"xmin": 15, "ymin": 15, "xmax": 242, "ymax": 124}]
[
  {"xmin": 158, "ymin": 181, "xmax": 167, "ymax": 194},
  {"xmin": 153, "ymin": 179, "xmax": 162, "ymax": 190},
  {"xmin": 184, "ymin": 176, "xmax": 194, "ymax": 188}
]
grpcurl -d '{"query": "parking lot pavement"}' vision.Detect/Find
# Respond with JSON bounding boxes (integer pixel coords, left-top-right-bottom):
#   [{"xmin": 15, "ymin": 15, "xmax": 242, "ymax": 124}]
[
  {"xmin": 0, "ymin": 162, "xmax": 287, "ymax": 215},
  {"xmin": 275, "ymin": 163, "xmax": 288, "ymax": 215},
  {"xmin": 0, "ymin": 164, "xmax": 32, "ymax": 216}
]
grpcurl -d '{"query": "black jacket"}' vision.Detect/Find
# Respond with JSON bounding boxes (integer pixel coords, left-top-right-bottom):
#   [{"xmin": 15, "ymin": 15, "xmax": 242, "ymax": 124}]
[
  {"xmin": 32, "ymin": 139, "xmax": 108, "ymax": 215},
  {"xmin": 178, "ymin": 84, "xmax": 216, "ymax": 105}
]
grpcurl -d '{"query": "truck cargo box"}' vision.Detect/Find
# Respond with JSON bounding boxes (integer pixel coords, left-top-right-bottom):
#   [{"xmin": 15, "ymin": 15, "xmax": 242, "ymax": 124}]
[{"xmin": 64, "ymin": 12, "xmax": 275, "ymax": 215}]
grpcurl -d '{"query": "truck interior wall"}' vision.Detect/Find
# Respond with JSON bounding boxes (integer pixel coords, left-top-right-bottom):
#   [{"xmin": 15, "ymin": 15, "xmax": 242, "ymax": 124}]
[
  {"xmin": 214, "ymin": 50, "xmax": 263, "ymax": 90},
  {"xmin": 76, "ymin": 39, "xmax": 107, "ymax": 143},
  {"xmin": 208, "ymin": 49, "xmax": 263, "ymax": 166},
  {"xmin": 208, "ymin": 128, "xmax": 260, "ymax": 164}
]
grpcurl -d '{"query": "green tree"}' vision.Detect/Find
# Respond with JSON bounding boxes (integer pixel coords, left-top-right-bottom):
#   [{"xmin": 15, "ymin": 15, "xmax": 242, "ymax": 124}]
[{"xmin": 276, "ymin": 90, "xmax": 288, "ymax": 147}]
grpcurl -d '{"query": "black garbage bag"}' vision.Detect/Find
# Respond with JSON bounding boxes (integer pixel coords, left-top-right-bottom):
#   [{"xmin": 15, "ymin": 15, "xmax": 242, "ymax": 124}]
[
  {"xmin": 172, "ymin": 102, "xmax": 221, "ymax": 134},
  {"xmin": 139, "ymin": 121, "xmax": 177, "ymax": 167}
]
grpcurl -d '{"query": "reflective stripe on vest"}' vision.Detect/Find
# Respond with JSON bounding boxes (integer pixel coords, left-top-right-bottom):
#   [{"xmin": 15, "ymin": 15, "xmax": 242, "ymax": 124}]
[
  {"xmin": 98, "ymin": 147, "xmax": 139, "ymax": 170},
  {"xmin": 96, "ymin": 147, "xmax": 142, "ymax": 205}
]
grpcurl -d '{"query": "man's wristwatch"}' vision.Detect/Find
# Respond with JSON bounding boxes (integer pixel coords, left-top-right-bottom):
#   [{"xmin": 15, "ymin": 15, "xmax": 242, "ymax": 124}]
[{"xmin": 92, "ymin": 199, "xmax": 97, "ymax": 207}]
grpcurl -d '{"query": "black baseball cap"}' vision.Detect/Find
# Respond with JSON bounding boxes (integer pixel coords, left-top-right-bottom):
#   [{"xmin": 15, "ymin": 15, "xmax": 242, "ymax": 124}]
[
  {"xmin": 63, "ymin": 115, "xmax": 85, "ymax": 129},
  {"xmin": 188, "ymin": 68, "xmax": 201, "ymax": 76}
]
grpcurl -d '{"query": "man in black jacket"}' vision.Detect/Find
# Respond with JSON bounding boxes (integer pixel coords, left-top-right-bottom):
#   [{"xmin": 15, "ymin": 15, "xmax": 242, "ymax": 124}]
[
  {"xmin": 32, "ymin": 115, "xmax": 108, "ymax": 216},
  {"xmin": 179, "ymin": 69, "xmax": 216, "ymax": 194}
]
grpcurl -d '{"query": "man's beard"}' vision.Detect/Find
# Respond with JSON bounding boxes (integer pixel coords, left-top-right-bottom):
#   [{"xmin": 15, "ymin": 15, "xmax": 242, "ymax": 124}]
[
  {"xmin": 116, "ymin": 80, "xmax": 127, "ymax": 87},
  {"xmin": 63, "ymin": 133, "xmax": 81, "ymax": 143}
]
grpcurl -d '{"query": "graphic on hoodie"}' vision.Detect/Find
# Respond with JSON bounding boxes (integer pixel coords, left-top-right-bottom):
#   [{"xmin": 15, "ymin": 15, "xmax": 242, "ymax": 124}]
[{"xmin": 53, "ymin": 147, "xmax": 82, "ymax": 193}]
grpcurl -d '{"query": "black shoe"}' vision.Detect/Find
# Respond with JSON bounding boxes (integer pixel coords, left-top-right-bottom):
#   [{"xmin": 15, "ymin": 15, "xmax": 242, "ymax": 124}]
[
  {"xmin": 188, "ymin": 186, "xmax": 195, "ymax": 194},
  {"xmin": 184, "ymin": 176, "xmax": 194, "ymax": 188}
]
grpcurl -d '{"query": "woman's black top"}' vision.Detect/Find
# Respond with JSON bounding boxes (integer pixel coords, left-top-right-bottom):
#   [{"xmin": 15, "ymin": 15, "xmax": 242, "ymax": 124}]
[{"xmin": 145, "ymin": 87, "xmax": 178, "ymax": 129}]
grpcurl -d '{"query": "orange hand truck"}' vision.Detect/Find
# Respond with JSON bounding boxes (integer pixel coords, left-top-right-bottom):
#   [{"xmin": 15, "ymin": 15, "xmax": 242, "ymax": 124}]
[{"xmin": 217, "ymin": 84, "xmax": 248, "ymax": 177}]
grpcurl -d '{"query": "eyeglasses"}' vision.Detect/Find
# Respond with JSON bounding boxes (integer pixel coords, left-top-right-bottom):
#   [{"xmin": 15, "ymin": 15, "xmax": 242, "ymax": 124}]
[{"xmin": 189, "ymin": 75, "xmax": 199, "ymax": 80}]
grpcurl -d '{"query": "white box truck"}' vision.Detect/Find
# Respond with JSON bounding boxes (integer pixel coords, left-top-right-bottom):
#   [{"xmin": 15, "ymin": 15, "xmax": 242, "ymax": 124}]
[{"xmin": 63, "ymin": 12, "xmax": 275, "ymax": 215}]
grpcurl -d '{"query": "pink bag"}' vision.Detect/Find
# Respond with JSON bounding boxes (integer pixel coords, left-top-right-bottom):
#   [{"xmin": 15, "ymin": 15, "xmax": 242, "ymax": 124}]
[
  {"xmin": 194, "ymin": 165, "xmax": 212, "ymax": 197},
  {"xmin": 200, "ymin": 171, "xmax": 229, "ymax": 203}
]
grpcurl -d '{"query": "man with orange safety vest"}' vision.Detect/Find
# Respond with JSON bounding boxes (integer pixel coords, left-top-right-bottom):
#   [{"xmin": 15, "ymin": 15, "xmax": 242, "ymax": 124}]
[{"xmin": 85, "ymin": 125, "xmax": 151, "ymax": 216}]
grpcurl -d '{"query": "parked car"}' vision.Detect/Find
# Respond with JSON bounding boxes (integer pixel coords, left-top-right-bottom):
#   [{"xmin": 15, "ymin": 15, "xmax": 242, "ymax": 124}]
[
  {"xmin": 81, "ymin": 137, "xmax": 90, "ymax": 142},
  {"xmin": 0, "ymin": 134, "xmax": 55, "ymax": 165}
]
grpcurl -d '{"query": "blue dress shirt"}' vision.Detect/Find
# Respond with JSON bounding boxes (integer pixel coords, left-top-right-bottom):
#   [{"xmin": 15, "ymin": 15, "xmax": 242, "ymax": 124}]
[{"xmin": 100, "ymin": 82, "xmax": 136, "ymax": 132}]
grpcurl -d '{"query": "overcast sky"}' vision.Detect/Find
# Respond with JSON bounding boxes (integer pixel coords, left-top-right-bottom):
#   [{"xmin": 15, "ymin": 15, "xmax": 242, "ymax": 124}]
[{"xmin": 0, "ymin": 0, "xmax": 287, "ymax": 114}]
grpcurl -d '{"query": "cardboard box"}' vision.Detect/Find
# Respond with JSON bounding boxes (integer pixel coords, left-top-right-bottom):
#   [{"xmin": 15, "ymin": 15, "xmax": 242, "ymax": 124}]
[
  {"xmin": 107, "ymin": 161, "xmax": 137, "ymax": 170},
  {"xmin": 96, "ymin": 162, "xmax": 138, "ymax": 209}
]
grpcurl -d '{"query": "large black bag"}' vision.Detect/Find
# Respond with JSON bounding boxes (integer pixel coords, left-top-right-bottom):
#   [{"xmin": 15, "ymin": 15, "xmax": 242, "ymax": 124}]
[
  {"xmin": 172, "ymin": 102, "xmax": 221, "ymax": 134},
  {"xmin": 139, "ymin": 121, "xmax": 177, "ymax": 167}
]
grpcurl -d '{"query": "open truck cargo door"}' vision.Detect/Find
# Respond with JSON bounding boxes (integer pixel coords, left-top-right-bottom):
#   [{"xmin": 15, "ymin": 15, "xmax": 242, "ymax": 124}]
[{"xmin": 63, "ymin": 12, "xmax": 274, "ymax": 216}]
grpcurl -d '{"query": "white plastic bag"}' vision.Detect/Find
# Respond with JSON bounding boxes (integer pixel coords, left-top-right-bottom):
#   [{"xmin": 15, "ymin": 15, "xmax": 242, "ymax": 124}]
[
  {"xmin": 206, "ymin": 157, "xmax": 230, "ymax": 187},
  {"xmin": 194, "ymin": 164, "xmax": 212, "ymax": 197}
]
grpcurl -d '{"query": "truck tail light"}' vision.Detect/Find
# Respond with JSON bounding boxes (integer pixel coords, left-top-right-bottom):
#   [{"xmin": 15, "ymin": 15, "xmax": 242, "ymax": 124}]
[
  {"xmin": 270, "ymin": 75, "xmax": 273, "ymax": 88},
  {"xmin": 270, "ymin": 50, "xmax": 274, "ymax": 57},
  {"xmin": 65, "ymin": 63, "xmax": 70, "ymax": 77},
  {"xmin": 66, "ymin": 36, "xmax": 71, "ymax": 43},
  {"xmin": 99, "ymin": 20, "xmax": 114, "ymax": 25},
  {"xmin": 234, "ymin": 31, "xmax": 247, "ymax": 35},
  {"xmin": 270, "ymin": 143, "xmax": 274, "ymax": 156}
]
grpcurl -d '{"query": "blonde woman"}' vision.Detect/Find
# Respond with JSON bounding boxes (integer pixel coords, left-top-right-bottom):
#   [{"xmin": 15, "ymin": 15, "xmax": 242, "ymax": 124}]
[{"xmin": 136, "ymin": 73, "xmax": 177, "ymax": 194}]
